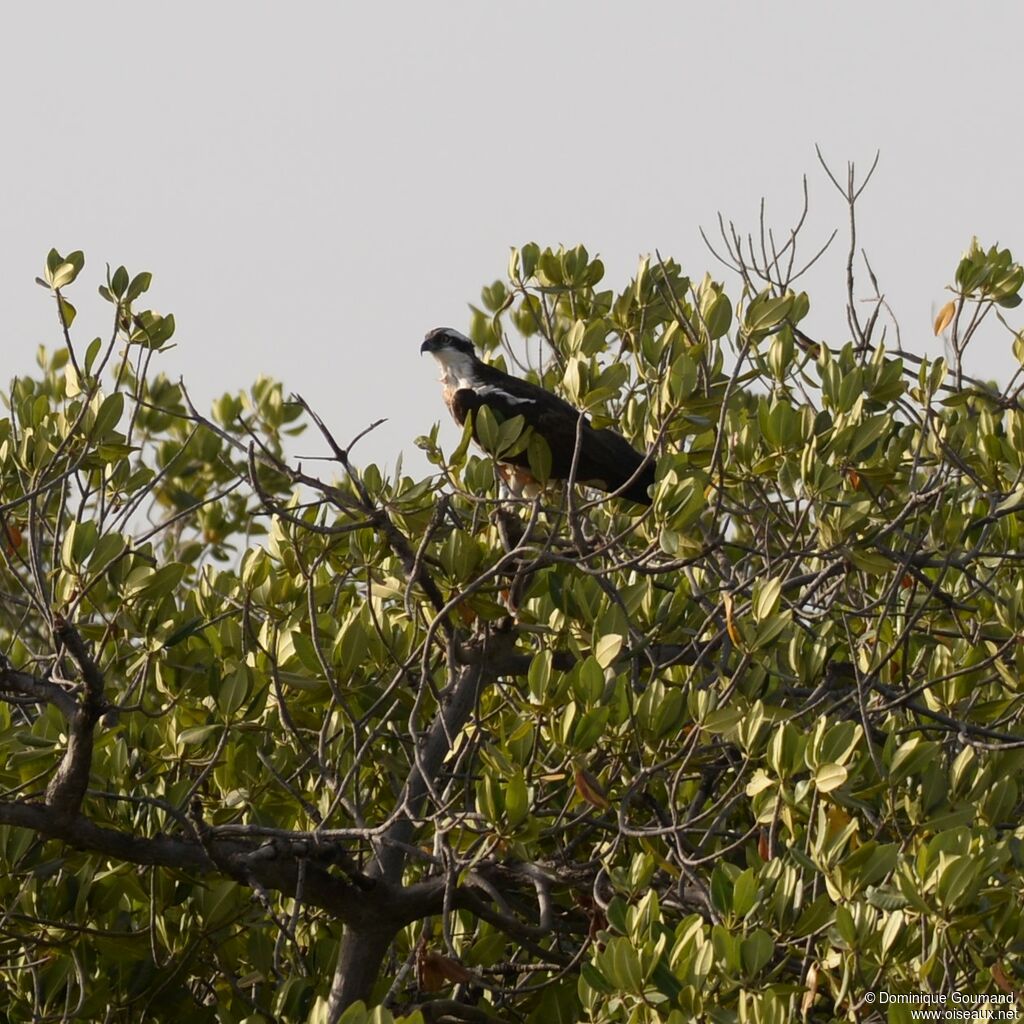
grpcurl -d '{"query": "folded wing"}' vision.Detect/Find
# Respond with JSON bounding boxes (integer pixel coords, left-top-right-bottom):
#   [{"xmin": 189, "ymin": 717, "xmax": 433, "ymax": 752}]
[{"xmin": 451, "ymin": 385, "xmax": 654, "ymax": 506}]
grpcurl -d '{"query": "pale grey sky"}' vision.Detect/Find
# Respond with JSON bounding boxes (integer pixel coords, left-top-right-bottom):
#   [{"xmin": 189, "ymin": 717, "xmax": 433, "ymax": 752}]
[{"xmin": 3, "ymin": 2, "xmax": 1022, "ymax": 471}]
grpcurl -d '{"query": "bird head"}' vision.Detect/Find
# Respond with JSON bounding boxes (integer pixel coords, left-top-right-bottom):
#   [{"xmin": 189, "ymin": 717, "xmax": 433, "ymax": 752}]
[{"xmin": 420, "ymin": 327, "xmax": 476, "ymax": 358}]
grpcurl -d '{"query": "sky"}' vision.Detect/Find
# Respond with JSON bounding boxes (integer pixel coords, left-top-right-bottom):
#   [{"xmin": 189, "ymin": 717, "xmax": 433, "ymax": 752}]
[{"xmin": 2, "ymin": 2, "xmax": 1022, "ymax": 475}]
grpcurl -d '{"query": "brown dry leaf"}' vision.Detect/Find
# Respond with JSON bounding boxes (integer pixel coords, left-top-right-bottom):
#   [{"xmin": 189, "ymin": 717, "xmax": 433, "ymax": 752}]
[
  {"xmin": 417, "ymin": 948, "xmax": 474, "ymax": 992},
  {"xmin": 826, "ymin": 805, "xmax": 852, "ymax": 841},
  {"xmin": 573, "ymin": 891, "xmax": 609, "ymax": 937},
  {"xmin": 758, "ymin": 829, "xmax": 771, "ymax": 862},
  {"xmin": 724, "ymin": 592, "xmax": 741, "ymax": 646},
  {"xmin": 933, "ymin": 300, "xmax": 956, "ymax": 336},
  {"xmin": 801, "ymin": 962, "xmax": 819, "ymax": 1017},
  {"xmin": 454, "ymin": 601, "xmax": 477, "ymax": 627},
  {"xmin": 846, "ymin": 468, "xmax": 861, "ymax": 490},
  {"xmin": 417, "ymin": 955, "xmax": 445, "ymax": 992},
  {"xmin": 991, "ymin": 960, "xmax": 1014, "ymax": 994},
  {"xmin": 4, "ymin": 523, "xmax": 22, "ymax": 554},
  {"xmin": 574, "ymin": 766, "xmax": 611, "ymax": 810}
]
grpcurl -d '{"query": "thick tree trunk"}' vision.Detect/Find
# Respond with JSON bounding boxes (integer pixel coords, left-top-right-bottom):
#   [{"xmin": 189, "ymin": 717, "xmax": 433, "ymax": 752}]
[
  {"xmin": 326, "ymin": 657, "xmax": 491, "ymax": 1019},
  {"xmin": 327, "ymin": 926, "xmax": 396, "ymax": 1021}
]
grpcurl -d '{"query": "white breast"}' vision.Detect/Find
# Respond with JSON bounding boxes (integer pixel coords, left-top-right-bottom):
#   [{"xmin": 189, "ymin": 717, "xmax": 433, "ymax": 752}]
[{"xmin": 431, "ymin": 348, "xmax": 480, "ymax": 391}]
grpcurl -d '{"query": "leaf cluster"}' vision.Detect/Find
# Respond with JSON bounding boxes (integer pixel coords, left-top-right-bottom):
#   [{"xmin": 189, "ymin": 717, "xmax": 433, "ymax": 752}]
[{"xmin": 3, "ymin": 212, "xmax": 1024, "ymax": 1023}]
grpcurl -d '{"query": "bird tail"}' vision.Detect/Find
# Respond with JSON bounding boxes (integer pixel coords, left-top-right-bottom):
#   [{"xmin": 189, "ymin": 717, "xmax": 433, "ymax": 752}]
[
  {"xmin": 585, "ymin": 426, "xmax": 656, "ymax": 506},
  {"xmin": 618, "ymin": 460, "xmax": 656, "ymax": 505}
]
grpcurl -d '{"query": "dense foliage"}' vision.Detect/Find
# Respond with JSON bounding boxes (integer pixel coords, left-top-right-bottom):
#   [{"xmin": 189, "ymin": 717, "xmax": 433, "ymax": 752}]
[{"xmin": 3, "ymin": 180, "xmax": 1024, "ymax": 1023}]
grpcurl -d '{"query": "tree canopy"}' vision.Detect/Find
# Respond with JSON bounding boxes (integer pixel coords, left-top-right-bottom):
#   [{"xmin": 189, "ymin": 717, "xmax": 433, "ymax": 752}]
[{"xmin": 3, "ymin": 172, "xmax": 1024, "ymax": 1024}]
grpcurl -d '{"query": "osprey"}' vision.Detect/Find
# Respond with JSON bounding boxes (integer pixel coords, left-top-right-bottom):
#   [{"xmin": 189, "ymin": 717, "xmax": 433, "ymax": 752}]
[{"xmin": 421, "ymin": 327, "xmax": 654, "ymax": 505}]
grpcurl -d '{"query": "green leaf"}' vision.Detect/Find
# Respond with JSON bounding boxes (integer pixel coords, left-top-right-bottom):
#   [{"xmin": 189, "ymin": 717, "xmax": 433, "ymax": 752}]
[
  {"xmin": 64, "ymin": 360, "xmax": 82, "ymax": 398},
  {"xmin": 744, "ymin": 291, "xmax": 794, "ymax": 334},
  {"xmin": 740, "ymin": 930, "xmax": 773, "ymax": 976},
  {"xmin": 527, "ymin": 432, "xmax": 552, "ymax": 483},
  {"xmin": 110, "ymin": 265, "xmax": 129, "ymax": 298},
  {"xmin": 834, "ymin": 904, "xmax": 856, "ymax": 945},
  {"xmin": 703, "ymin": 292, "xmax": 733, "ymax": 340},
  {"xmin": 889, "ymin": 738, "xmax": 940, "ymax": 781},
  {"xmin": 594, "ymin": 633, "xmax": 623, "ymax": 669},
  {"xmin": 993, "ymin": 487, "xmax": 1024, "ymax": 516},
  {"xmin": 125, "ymin": 271, "xmax": 152, "ymax": 302},
  {"xmin": 474, "ymin": 405, "xmax": 499, "ymax": 452},
  {"xmin": 178, "ymin": 725, "xmax": 219, "ymax": 748},
  {"xmin": 84, "ymin": 337, "xmax": 103, "ymax": 372},
  {"xmin": 527, "ymin": 650, "xmax": 552, "ymax": 703},
  {"xmin": 504, "ymin": 771, "xmax": 529, "ymax": 829},
  {"xmin": 710, "ymin": 864, "xmax": 733, "ymax": 915},
  {"xmin": 732, "ymin": 868, "xmax": 757, "ymax": 917},
  {"xmin": 125, "ymin": 563, "xmax": 186, "ymax": 602},
  {"xmin": 162, "ymin": 617, "xmax": 204, "ymax": 649},
  {"xmin": 573, "ymin": 706, "xmax": 610, "ymax": 750},
  {"xmin": 815, "ymin": 763, "xmax": 848, "ymax": 793},
  {"xmin": 58, "ymin": 296, "xmax": 76, "ymax": 327},
  {"xmin": 93, "ymin": 393, "xmax": 125, "ymax": 436},
  {"xmin": 218, "ymin": 667, "xmax": 249, "ymax": 716},
  {"xmin": 496, "ymin": 413, "xmax": 526, "ymax": 454},
  {"xmin": 50, "ymin": 255, "xmax": 84, "ymax": 290},
  {"xmin": 752, "ymin": 576, "xmax": 782, "ymax": 623},
  {"xmin": 87, "ymin": 533, "xmax": 127, "ymax": 571}
]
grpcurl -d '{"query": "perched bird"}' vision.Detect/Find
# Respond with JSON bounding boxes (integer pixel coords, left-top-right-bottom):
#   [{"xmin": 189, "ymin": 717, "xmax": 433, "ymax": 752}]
[{"xmin": 421, "ymin": 327, "xmax": 654, "ymax": 505}]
